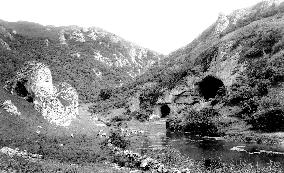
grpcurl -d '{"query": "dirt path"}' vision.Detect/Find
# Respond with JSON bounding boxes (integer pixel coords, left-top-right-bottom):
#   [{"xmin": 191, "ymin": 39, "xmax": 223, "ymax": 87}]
[
  {"xmin": 78, "ymin": 103, "xmax": 93, "ymax": 117},
  {"xmin": 67, "ymin": 103, "xmax": 108, "ymax": 136}
]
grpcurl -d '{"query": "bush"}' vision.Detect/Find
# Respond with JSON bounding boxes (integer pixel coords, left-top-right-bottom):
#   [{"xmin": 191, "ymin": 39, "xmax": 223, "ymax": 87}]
[
  {"xmin": 226, "ymin": 83, "xmax": 257, "ymax": 105},
  {"xmin": 129, "ymin": 110, "xmax": 149, "ymax": 122},
  {"xmin": 166, "ymin": 115, "xmax": 184, "ymax": 132},
  {"xmin": 98, "ymin": 89, "xmax": 112, "ymax": 100},
  {"xmin": 249, "ymin": 108, "xmax": 284, "ymax": 132},
  {"xmin": 104, "ymin": 129, "xmax": 130, "ymax": 149},
  {"xmin": 110, "ymin": 114, "xmax": 131, "ymax": 123},
  {"xmin": 183, "ymin": 108, "xmax": 222, "ymax": 136},
  {"xmin": 246, "ymin": 96, "xmax": 284, "ymax": 132},
  {"xmin": 237, "ymin": 97, "xmax": 259, "ymax": 119},
  {"xmin": 167, "ymin": 107, "xmax": 222, "ymax": 136}
]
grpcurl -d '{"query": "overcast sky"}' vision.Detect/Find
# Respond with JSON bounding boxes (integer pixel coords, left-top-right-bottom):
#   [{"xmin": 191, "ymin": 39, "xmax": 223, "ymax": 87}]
[{"xmin": 0, "ymin": 0, "xmax": 269, "ymax": 54}]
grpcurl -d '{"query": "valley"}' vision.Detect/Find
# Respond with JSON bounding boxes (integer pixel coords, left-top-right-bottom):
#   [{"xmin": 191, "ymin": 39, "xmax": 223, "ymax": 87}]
[{"xmin": 1, "ymin": 0, "xmax": 284, "ymax": 172}]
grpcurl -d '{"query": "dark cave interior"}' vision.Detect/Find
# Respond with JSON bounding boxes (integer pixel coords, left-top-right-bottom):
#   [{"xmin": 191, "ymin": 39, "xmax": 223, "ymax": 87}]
[
  {"xmin": 160, "ymin": 104, "xmax": 171, "ymax": 118},
  {"xmin": 14, "ymin": 80, "xmax": 34, "ymax": 103},
  {"xmin": 198, "ymin": 76, "xmax": 225, "ymax": 100}
]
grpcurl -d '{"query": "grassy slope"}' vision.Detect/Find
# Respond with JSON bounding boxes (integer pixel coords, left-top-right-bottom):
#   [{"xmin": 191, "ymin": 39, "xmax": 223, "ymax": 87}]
[{"xmin": 0, "ymin": 86, "xmax": 121, "ymax": 172}]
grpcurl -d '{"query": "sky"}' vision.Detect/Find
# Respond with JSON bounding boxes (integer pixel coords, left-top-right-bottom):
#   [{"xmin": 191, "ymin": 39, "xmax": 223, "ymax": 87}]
[{"xmin": 0, "ymin": 0, "xmax": 269, "ymax": 54}]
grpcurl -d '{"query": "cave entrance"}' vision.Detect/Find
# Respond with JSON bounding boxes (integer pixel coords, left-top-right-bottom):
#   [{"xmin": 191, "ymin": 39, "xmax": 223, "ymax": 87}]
[
  {"xmin": 198, "ymin": 76, "xmax": 225, "ymax": 100},
  {"xmin": 160, "ymin": 104, "xmax": 170, "ymax": 118},
  {"xmin": 14, "ymin": 80, "xmax": 34, "ymax": 103}
]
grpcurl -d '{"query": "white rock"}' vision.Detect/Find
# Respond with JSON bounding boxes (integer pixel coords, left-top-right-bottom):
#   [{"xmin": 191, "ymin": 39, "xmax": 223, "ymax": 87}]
[
  {"xmin": 149, "ymin": 114, "xmax": 160, "ymax": 121},
  {"xmin": 2, "ymin": 100, "xmax": 21, "ymax": 116},
  {"xmin": 0, "ymin": 38, "xmax": 11, "ymax": 50},
  {"xmin": 5, "ymin": 61, "xmax": 79, "ymax": 127}
]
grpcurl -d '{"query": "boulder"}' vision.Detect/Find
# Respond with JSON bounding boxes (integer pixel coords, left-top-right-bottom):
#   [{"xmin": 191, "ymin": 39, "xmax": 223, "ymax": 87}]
[{"xmin": 1, "ymin": 100, "xmax": 21, "ymax": 116}]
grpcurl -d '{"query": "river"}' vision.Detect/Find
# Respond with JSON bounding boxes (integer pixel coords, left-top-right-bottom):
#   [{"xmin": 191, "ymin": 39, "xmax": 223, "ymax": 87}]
[{"xmin": 133, "ymin": 120, "xmax": 284, "ymax": 167}]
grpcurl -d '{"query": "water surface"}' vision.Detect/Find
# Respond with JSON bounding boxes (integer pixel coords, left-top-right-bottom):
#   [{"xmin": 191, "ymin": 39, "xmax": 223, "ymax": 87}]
[{"xmin": 136, "ymin": 121, "xmax": 284, "ymax": 167}]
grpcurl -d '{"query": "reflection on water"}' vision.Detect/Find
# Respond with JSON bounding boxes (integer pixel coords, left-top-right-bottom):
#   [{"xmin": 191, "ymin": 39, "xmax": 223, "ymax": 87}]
[{"xmin": 138, "ymin": 130, "xmax": 284, "ymax": 166}]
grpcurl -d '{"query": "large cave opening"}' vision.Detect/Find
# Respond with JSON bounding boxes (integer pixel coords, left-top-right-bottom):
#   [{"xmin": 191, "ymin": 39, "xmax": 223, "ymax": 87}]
[
  {"xmin": 160, "ymin": 104, "xmax": 171, "ymax": 118},
  {"xmin": 14, "ymin": 80, "xmax": 34, "ymax": 103},
  {"xmin": 198, "ymin": 76, "xmax": 225, "ymax": 100}
]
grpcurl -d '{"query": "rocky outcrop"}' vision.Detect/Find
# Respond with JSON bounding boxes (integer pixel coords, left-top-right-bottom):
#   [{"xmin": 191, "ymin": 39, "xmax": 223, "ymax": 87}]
[
  {"xmin": 1, "ymin": 100, "xmax": 21, "ymax": 116},
  {"xmin": 0, "ymin": 38, "xmax": 11, "ymax": 50},
  {"xmin": 4, "ymin": 61, "xmax": 78, "ymax": 127},
  {"xmin": 0, "ymin": 146, "xmax": 42, "ymax": 162}
]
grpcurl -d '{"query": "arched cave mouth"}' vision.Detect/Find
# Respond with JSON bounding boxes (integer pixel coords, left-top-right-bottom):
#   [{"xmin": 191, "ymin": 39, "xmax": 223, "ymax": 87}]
[
  {"xmin": 160, "ymin": 104, "xmax": 170, "ymax": 118},
  {"xmin": 14, "ymin": 80, "xmax": 34, "ymax": 103},
  {"xmin": 198, "ymin": 76, "xmax": 225, "ymax": 100}
]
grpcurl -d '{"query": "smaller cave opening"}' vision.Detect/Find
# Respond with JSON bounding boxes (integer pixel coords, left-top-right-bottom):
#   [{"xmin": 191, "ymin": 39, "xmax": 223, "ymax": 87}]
[
  {"xmin": 14, "ymin": 80, "xmax": 34, "ymax": 103},
  {"xmin": 160, "ymin": 104, "xmax": 171, "ymax": 118},
  {"xmin": 198, "ymin": 76, "xmax": 225, "ymax": 100},
  {"xmin": 14, "ymin": 81, "xmax": 29, "ymax": 97}
]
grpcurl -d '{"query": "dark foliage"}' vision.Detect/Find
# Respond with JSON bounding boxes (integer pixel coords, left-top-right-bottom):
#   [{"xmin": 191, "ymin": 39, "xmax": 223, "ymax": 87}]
[
  {"xmin": 98, "ymin": 88, "xmax": 112, "ymax": 100},
  {"xmin": 129, "ymin": 110, "xmax": 149, "ymax": 122},
  {"xmin": 249, "ymin": 108, "xmax": 284, "ymax": 132},
  {"xmin": 183, "ymin": 108, "xmax": 222, "ymax": 136},
  {"xmin": 102, "ymin": 129, "xmax": 130, "ymax": 149},
  {"xmin": 167, "ymin": 107, "xmax": 222, "ymax": 136}
]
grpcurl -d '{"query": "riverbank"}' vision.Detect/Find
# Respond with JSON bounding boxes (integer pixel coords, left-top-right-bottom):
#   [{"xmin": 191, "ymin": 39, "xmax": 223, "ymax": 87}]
[
  {"xmin": 103, "ymin": 118, "xmax": 284, "ymax": 172},
  {"xmin": 1, "ymin": 103, "xmax": 284, "ymax": 173}
]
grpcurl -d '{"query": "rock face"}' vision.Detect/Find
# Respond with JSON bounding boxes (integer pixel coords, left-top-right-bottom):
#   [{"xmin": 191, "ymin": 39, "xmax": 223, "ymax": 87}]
[
  {"xmin": 1, "ymin": 100, "xmax": 22, "ymax": 116},
  {"xmin": 4, "ymin": 61, "xmax": 78, "ymax": 126}
]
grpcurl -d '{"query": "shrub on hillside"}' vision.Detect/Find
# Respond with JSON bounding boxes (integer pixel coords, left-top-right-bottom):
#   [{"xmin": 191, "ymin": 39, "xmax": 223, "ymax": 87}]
[
  {"xmin": 129, "ymin": 110, "xmax": 149, "ymax": 122},
  {"xmin": 237, "ymin": 97, "xmax": 259, "ymax": 120},
  {"xmin": 249, "ymin": 108, "xmax": 284, "ymax": 132},
  {"xmin": 183, "ymin": 108, "xmax": 222, "ymax": 136},
  {"xmin": 102, "ymin": 129, "xmax": 130, "ymax": 149},
  {"xmin": 167, "ymin": 107, "xmax": 222, "ymax": 136},
  {"xmin": 98, "ymin": 88, "xmax": 112, "ymax": 100},
  {"xmin": 247, "ymin": 96, "xmax": 284, "ymax": 132}
]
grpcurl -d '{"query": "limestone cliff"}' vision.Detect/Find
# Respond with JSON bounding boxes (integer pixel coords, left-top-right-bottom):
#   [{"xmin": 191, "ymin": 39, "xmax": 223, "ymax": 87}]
[{"xmin": 4, "ymin": 61, "xmax": 79, "ymax": 126}]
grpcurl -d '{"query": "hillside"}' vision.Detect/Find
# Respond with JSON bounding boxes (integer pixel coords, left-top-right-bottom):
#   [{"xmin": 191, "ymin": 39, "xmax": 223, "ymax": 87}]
[
  {"xmin": 89, "ymin": 0, "xmax": 284, "ymax": 135},
  {"xmin": 0, "ymin": 20, "xmax": 162, "ymax": 102},
  {"xmin": 132, "ymin": 0, "xmax": 284, "ymax": 89}
]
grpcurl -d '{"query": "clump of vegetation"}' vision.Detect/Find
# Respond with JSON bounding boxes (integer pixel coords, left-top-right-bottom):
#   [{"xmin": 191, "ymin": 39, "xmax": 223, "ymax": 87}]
[
  {"xmin": 245, "ymin": 95, "xmax": 284, "ymax": 132},
  {"xmin": 249, "ymin": 108, "xmax": 284, "ymax": 132},
  {"xmin": 167, "ymin": 107, "xmax": 222, "ymax": 136},
  {"xmin": 98, "ymin": 88, "xmax": 112, "ymax": 100},
  {"xmin": 184, "ymin": 108, "xmax": 222, "ymax": 136},
  {"xmin": 129, "ymin": 110, "xmax": 150, "ymax": 122},
  {"xmin": 102, "ymin": 129, "xmax": 130, "ymax": 149},
  {"xmin": 110, "ymin": 114, "xmax": 131, "ymax": 124}
]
